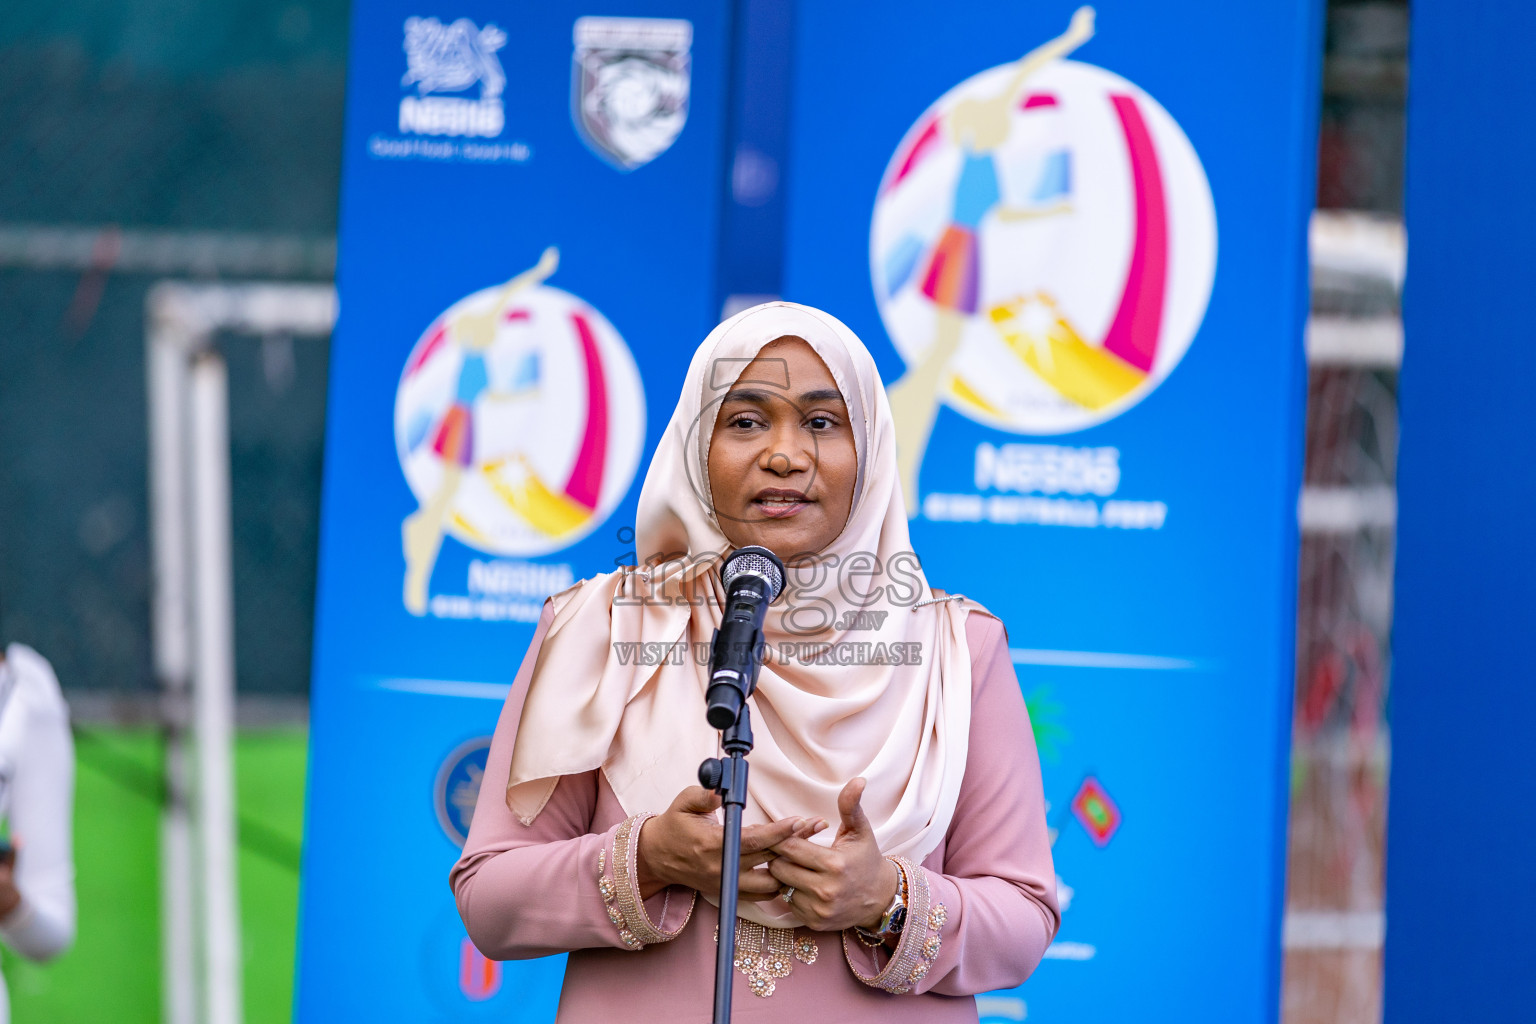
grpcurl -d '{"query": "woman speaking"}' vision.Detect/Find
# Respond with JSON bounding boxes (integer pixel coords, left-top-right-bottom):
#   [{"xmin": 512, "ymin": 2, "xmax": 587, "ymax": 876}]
[{"xmin": 451, "ymin": 302, "xmax": 1058, "ymax": 1020}]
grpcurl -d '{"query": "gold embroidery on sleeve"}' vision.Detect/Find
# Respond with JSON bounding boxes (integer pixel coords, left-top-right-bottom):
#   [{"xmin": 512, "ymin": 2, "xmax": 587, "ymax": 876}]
[
  {"xmin": 600, "ymin": 813, "xmax": 696, "ymax": 950},
  {"xmin": 841, "ymin": 857, "xmax": 946, "ymax": 994}
]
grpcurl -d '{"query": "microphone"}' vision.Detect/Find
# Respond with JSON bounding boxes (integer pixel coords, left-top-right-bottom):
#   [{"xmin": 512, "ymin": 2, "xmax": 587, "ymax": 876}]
[{"xmin": 704, "ymin": 546, "xmax": 786, "ymax": 730}]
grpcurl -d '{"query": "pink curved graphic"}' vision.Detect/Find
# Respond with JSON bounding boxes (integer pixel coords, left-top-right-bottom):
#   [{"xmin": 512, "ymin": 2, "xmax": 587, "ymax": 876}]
[
  {"xmin": 884, "ymin": 116, "xmax": 941, "ymax": 194},
  {"xmin": 1099, "ymin": 93, "xmax": 1168, "ymax": 374},
  {"xmin": 404, "ymin": 323, "xmax": 446, "ymax": 378},
  {"xmin": 1021, "ymin": 92, "xmax": 1058, "ymax": 109},
  {"xmin": 561, "ymin": 311, "xmax": 608, "ymax": 511}
]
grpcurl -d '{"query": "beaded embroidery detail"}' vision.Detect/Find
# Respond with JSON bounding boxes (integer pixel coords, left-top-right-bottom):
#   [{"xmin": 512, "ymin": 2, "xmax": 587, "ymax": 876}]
[
  {"xmin": 714, "ymin": 918, "xmax": 819, "ymax": 997},
  {"xmin": 842, "ymin": 857, "xmax": 948, "ymax": 995},
  {"xmin": 597, "ymin": 814, "xmax": 695, "ymax": 950}
]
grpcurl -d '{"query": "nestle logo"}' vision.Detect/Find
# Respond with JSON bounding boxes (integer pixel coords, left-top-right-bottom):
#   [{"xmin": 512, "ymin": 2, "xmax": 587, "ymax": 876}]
[
  {"xmin": 399, "ymin": 96, "xmax": 504, "ymax": 137},
  {"xmin": 399, "ymin": 16, "xmax": 507, "ymax": 139}
]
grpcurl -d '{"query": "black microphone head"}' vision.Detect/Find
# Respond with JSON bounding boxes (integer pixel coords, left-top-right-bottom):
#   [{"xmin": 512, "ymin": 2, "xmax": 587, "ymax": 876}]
[{"xmin": 721, "ymin": 546, "xmax": 786, "ymax": 602}]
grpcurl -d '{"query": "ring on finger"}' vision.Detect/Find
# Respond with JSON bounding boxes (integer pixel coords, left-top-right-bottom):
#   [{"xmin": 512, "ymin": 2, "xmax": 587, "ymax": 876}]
[{"xmin": 780, "ymin": 886, "xmax": 796, "ymax": 904}]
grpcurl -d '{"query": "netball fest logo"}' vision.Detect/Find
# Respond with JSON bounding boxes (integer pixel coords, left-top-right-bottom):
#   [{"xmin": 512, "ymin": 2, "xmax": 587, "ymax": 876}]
[
  {"xmin": 396, "ymin": 248, "xmax": 645, "ymax": 616},
  {"xmin": 872, "ymin": 7, "xmax": 1217, "ymax": 508}
]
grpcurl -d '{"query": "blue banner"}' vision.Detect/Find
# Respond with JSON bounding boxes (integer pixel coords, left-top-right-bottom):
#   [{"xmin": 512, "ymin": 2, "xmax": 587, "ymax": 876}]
[
  {"xmin": 305, "ymin": 1, "xmax": 1318, "ymax": 1020},
  {"xmin": 779, "ymin": 3, "xmax": 1318, "ymax": 1022},
  {"xmin": 299, "ymin": 4, "xmax": 732, "ymax": 1018},
  {"xmin": 1386, "ymin": 0, "xmax": 1536, "ymax": 1018}
]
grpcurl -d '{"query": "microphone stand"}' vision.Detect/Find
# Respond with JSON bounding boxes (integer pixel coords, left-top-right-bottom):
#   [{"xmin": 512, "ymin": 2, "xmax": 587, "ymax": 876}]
[
  {"xmin": 699, "ymin": 705, "xmax": 753, "ymax": 1024},
  {"xmin": 697, "ymin": 544, "xmax": 783, "ymax": 1023}
]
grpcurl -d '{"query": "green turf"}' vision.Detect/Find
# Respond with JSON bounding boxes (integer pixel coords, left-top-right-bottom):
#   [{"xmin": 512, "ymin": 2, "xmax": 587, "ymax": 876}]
[
  {"xmin": 236, "ymin": 730, "xmax": 307, "ymax": 1024},
  {"xmin": 1, "ymin": 727, "xmax": 308, "ymax": 1024}
]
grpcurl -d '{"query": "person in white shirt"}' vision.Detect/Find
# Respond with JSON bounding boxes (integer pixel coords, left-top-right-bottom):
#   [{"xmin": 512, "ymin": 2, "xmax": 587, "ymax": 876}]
[{"xmin": 0, "ymin": 643, "xmax": 77, "ymax": 1023}]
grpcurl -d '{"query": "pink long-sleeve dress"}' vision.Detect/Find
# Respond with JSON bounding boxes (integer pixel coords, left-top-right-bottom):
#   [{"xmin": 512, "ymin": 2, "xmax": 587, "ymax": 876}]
[{"xmin": 451, "ymin": 604, "xmax": 1059, "ymax": 1022}]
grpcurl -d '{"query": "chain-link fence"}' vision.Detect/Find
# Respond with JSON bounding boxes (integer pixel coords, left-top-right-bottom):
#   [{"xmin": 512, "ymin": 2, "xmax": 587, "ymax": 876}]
[
  {"xmin": 0, "ymin": 0, "xmax": 345, "ymax": 701},
  {"xmin": 0, "ymin": 243, "xmax": 334, "ymax": 702}
]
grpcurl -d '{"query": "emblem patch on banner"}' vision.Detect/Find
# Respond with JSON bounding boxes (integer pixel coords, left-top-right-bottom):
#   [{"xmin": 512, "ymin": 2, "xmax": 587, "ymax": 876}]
[
  {"xmin": 869, "ymin": 9, "xmax": 1217, "ymax": 507},
  {"xmin": 399, "ymin": 16, "xmax": 507, "ymax": 137},
  {"xmin": 434, "ymin": 738, "xmax": 492, "ymax": 847},
  {"xmin": 395, "ymin": 247, "xmax": 646, "ymax": 617},
  {"xmin": 571, "ymin": 16, "xmax": 692, "ymax": 169}
]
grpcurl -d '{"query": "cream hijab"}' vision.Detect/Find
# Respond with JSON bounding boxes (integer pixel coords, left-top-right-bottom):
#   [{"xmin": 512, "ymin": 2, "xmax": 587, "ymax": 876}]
[{"xmin": 506, "ymin": 301, "xmax": 977, "ymax": 927}]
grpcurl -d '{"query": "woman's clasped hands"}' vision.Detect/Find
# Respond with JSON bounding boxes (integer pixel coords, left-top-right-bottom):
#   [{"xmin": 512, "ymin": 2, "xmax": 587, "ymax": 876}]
[
  {"xmin": 766, "ymin": 778, "xmax": 901, "ymax": 933},
  {"xmin": 634, "ymin": 786, "xmax": 819, "ymax": 902},
  {"xmin": 635, "ymin": 778, "xmax": 901, "ymax": 934}
]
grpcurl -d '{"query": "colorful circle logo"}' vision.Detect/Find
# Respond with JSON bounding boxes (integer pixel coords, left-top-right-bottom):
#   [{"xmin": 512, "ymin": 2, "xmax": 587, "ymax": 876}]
[
  {"xmin": 395, "ymin": 249, "xmax": 644, "ymax": 613},
  {"xmin": 871, "ymin": 11, "xmax": 1216, "ymax": 494}
]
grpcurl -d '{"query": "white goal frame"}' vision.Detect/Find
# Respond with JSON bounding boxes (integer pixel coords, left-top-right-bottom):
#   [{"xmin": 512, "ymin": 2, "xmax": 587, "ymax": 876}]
[{"xmin": 145, "ymin": 282, "xmax": 337, "ymax": 1024}]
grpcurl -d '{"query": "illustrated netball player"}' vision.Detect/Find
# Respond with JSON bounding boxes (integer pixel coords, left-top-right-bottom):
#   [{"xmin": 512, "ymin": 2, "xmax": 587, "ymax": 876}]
[
  {"xmin": 887, "ymin": 7, "xmax": 1095, "ymax": 509},
  {"xmin": 402, "ymin": 246, "xmax": 560, "ymax": 616}
]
